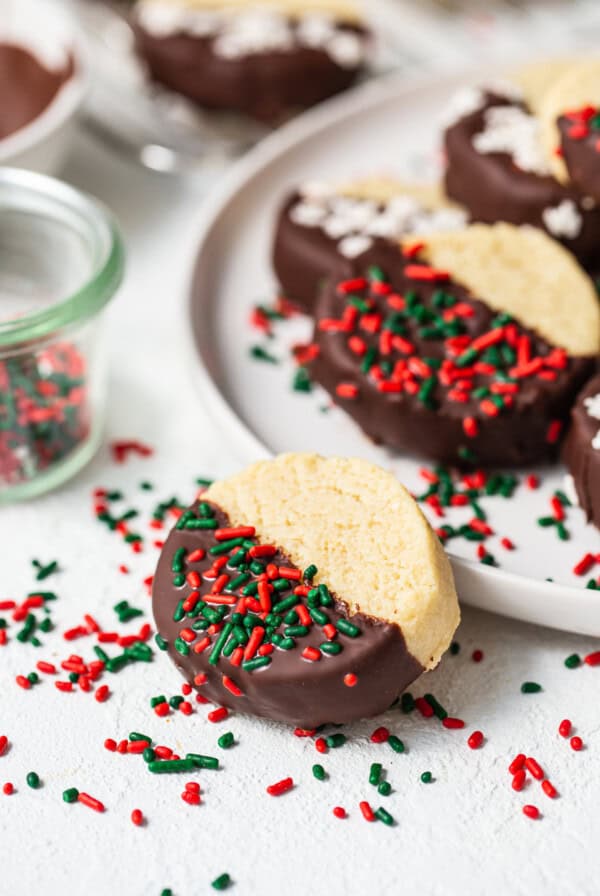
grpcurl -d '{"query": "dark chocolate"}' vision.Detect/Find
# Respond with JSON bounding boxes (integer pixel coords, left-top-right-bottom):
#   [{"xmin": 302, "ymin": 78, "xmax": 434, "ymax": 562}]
[
  {"xmin": 0, "ymin": 44, "xmax": 73, "ymax": 141},
  {"xmin": 134, "ymin": 21, "xmax": 368, "ymax": 124},
  {"xmin": 308, "ymin": 241, "xmax": 594, "ymax": 467},
  {"xmin": 152, "ymin": 501, "xmax": 423, "ymax": 728},
  {"xmin": 559, "ymin": 111, "xmax": 600, "ymax": 203},
  {"xmin": 563, "ymin": 373, "xmax": 600, "ymax": 530},
  {"xmin": 272, "ymin": 192, "xmax": 358, "ymax": 312},
  {"xmin": 444, "ymin": 94, "xmax": 600, "ymax": 268}
]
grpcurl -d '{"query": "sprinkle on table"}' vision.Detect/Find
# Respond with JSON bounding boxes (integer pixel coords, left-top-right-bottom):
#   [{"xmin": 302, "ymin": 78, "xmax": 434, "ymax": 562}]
[{"xmin": 521, "ymin": 682, "xmax": 542, "ymax": 694}]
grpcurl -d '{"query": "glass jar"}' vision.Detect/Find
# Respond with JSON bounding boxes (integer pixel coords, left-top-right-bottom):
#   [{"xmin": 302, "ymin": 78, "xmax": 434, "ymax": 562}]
[{"xmin": 0, "ymin": 168, "xmax": 124, "ymax": 503}]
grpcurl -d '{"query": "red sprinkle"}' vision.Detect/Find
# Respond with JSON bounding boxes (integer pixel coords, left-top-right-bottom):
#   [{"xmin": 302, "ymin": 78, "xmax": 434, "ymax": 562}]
[
  {"xmin": 78, "ymin": 792, "xmax": 105, "ymax": 812},
  {"xmin": 524, "ymin": 757, "xmax": 544, "ymax": 780},
  {"xmin": 359, "ymin": 801, "xmax": 375, "ymax": 822},
  {"xmin": 131, "ymin": 808, "xmax": 144, "ymax": 826},
  {"xmin": 104, "ymin": 738, "xmax": 117, "ymax": 752},
  {"xmin": 222, "ymin": 676, "xmax": 243, "ymax": 697},
  {"xmin": 542, "ymin": 780, "xmax": 558, "ymax": 799},
  {"xmin": 467, "ymin": 730, "xmax": 484, "ymax": 749},
  {"xmin": 207, "ymin": 707, "xmax": 229, "ymax": 723},
  {"xmin": 343, "ymin": 673, "xmax": 358, "ymax": 688},
  {"xmin": 522, "ymin": 804, "xmax": 540, "ymax": 820},
  {"xmin": 574, "ymin": 553, "xmax": 596, "ymax": 577},
  {"xmin": 584, "ymin": 650, "xmax": 600, "ymax": 666},
  {"xmin": 95, "ymin": 685, "xmax": 110, "ymax": 703},
  {"xmin": 442, "ymin": 717, "xmax": 465, "ymax": 730},
  {"xmin": 266, "ymin": 777, "xmax": 294, "ymax": 797},
  {"xmin": 315, "ymin": 737, "xmax": 327, "ymax": 754},
  {"xmin": 3, "ymin": 782, "xmax": 13, "ymax": 795},
  {"xmin": 512, "ymin": 770, "xmax": 526, "ymax": 791},
  {"xmin": 570, "ymin": 736, "xmax": 583, "ymax": 751},
  {"xmin": 558, "ymin": 719, "xmax": 572, "ymax": 738},
  {"xmin": 16, "ymin": 675, "xmax": 31, "ymax": 690},
  {"xmin": 471, "ymin": 649, "xmax": 484, "ymax": 663},
  {"xmin": 36, "ymin": 661, "xmax": 56, "ymax": 675},
  {"xmin": 509, "ymin": 754, "xmax": 526, "ymax": 774},
  {"xmin": 370, "ymin": 726, "xmax": 390, "ymax": 743},
  {"xmin": 0, "ymin": 736, "xmax": 8, "ymax": 757},
  {"xmin": 332, "ymin": 806, "xmax": 347, "ymax": 819}
]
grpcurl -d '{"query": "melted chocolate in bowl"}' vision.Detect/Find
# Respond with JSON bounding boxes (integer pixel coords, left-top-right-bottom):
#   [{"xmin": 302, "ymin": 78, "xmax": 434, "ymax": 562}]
[{"xmin": 0, "ymin": 43, "xmax": 74, "ymax": 141}]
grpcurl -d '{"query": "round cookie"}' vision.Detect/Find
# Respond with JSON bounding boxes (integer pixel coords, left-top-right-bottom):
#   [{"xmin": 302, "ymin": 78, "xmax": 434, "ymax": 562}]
[
  {"xmin": 133, "ymin": 0, "xmax": 370, "ymax": 124},
  {"xmin": 152, "ymin": 453, "xmax": 460, "ymax": 727},
  {"xmin": 443, "ymin": 82, "xmax": 600, "ymax": 267},
  {"xmin": 563, "ymin": 374, "xmax": 600, "ymax": 530},
  {"xmin": 272, "ymin": 177, "xmax": 467, "ymax": 313},
  {"xmin": 308, "ymin": 223, "xmax": 598, "ymax": 467}
]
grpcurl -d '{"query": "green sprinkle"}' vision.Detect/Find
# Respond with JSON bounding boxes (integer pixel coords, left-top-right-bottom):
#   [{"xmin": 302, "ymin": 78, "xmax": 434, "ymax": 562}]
[
  {"xmin": 62, "ymin": 787, "xmax": 79, "ymax": 803},
  {"xmin": 564, "ymin": 653, "xmax": 581, "ymax": 669},
  {"xmin": 336, "ymin": 619, "xmax": 360, "ymax": 638},
  {"xmin": 421, "ymin": 771, "xmax": 433, "ymax": 784},
  {"xmin": 369, "ymin": 763, "xmax": 382, "ymax": 786},
  {"xmin": 325, "ymin": 733, "xmax": 346, "ymax": 749},
  {"xmin": 148, "ymin": 759, "xmax": 195, "ymax": 774},
  {"xmin": 129, "ymin": 731, "xmax": 151, "ymax": 742},
  {"xmin": 209, "ymin": 623, "xmax": 233, "ymax": 666},
  {"xmin": 174, "ymin": 637, "xmax": 190, "ymax": 657},
  {"xmin": 242, "ymin": 656, "xmax": 271, "ymax": 672},
  {"xmin": 449, "ymin": 641, "xmax": 460, "ymax": 656},
  {"xmin": 378, "ymin": 781, "xmax": 392, "ymax": 796},
  {"xmin": 186, "ymin": 753, "xmax": 219, "ymax": 770},
  {"xmin": 218, "ymin": 732, "xmax": 235, "ymax": 750},
  {"xmin": 26, "ymin": 771, "xmax": 40, "ymax": 789},
  {"xmin": 293, "ymin": 366, "xmax": 312, "ymax": 393},
  {"xmin": 320, "ymin": 641, "xmax": 342, "ymax": 656},
  {"xmin": 169, "ymin": 696, "xmax": 184, "ymax": 709},
  {"xmin": 375, "ymin": 807, "xmax": 395, "ymax": 826},
  {"xmin": 312, "ymin": 764, "xmax": 326, "ymax": 781},
  {"xmin": 388, "ymin": 735, "xmax": 405, "ymax": 754},
  {"xmin": 303, "ymin": 564, "xmax": 318, "ymax": 581},
  {"xmin": 94, "ymin": 646, "xmax": 110, "ymax": 663},
  {"xmin": 155, "ymin": 634, "xmax": 168, "ymax": 652},
  {"xmin": 424, "ymin": 693, "xmax": 447, "ymax": 720},
  {"xmin": 212, "ymin": 873, "xmax": 232, "ymax": 891},
  {"xmin": 250, "ymin": 345, "xmax": 278, "ymax": 364},
  {"xmin": 143, "ymin": 748, "xmax": 155, "ymax": 763},
  {"xmin": 521, "ymin": 681, "xmax": 542, "ymax": 694},
  {"xmin": 401, "ymin": 692, "xmax": 415, "ymax": 714}
]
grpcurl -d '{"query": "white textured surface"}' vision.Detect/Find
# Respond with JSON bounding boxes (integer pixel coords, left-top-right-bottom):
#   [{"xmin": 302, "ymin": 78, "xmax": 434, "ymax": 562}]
[{"xmin": 1, "ymin": 132, "xmax": 600, "ymax": 896}]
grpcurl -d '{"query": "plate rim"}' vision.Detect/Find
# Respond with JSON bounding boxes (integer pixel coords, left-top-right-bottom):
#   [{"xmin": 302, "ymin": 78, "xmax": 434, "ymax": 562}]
[{"xmin": 184, "ymin": 65, "xmax": 600, "ymax": 637}]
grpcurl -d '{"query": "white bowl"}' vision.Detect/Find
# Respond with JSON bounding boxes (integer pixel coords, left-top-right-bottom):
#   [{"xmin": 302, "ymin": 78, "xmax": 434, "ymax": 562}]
[{"xmin": 0, "ymin": 0, "xmax": 87, "ymax": 175}]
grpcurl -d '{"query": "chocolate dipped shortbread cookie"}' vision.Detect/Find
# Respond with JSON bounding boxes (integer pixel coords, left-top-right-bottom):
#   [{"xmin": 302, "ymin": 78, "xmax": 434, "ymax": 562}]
[
  {"xmin": 564, "ymin": 374, "xmax": 600, "ymax": 530},
  {"xmin": 272, "ymin": 177, "xmax": 467, "ymax": 313},
  {"xmin": 308, "ymin": 224, "xmax": 599, "ymax": 467},
  {"xmin": 443, "ymin": 71, "xmax": 600, "ymax": 267},
  {"xmin": 152, "ymin": 453, "xmax": 459, "ymax": 727},
  {"xmin": 134, "ymin": 0, "xmax": 370, "ymax": 124},
  {"xmin": 0, "ymin": 41, "xmax": 74, "ymax": 140}
]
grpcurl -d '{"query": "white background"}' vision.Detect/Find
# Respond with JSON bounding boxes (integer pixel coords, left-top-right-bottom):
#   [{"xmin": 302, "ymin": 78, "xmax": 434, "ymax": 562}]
[{"xmin": 3, "ymin": 2, "xmax": 600, "ymax": 893}]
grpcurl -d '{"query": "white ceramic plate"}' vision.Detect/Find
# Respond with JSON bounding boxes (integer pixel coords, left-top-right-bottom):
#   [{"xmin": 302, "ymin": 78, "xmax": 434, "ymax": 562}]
[{"xmin": 187, "ymin": 68, "xmax": 600, "ymax": 636}]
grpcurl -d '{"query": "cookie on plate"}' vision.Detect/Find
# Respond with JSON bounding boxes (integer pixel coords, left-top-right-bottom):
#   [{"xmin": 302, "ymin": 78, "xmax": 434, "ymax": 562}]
[
  {"xmin": 272, "ymin": 176, "xmax": 467, "ymax": 313},
  {"xmin": 443, "ymin": 69, "xmax": 600, "ymax": 268},
  {"xmin": 538, "ymin": 60, "xmax": 600, "ymax": 201},
  {"xmin": 563, "ymin": 374, "xmax": 600, "ymax": 530},
  {"xmin": 152, "ymin": 453, "xmax": 460, "ymax": 727},
  {"xmin": 133, "ymin": 0, "xmax": 371, "ymax": 124},
  {"xmin": 308, "ymin": 223, "xmax": 599, "ymax": 467},
  {"xmin": 0, "ymin": 41, "xmax": 74, "ymax": 140}
]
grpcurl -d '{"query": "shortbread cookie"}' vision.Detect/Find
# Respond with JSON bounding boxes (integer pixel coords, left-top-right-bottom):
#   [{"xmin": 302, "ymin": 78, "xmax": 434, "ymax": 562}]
[
  {"xmin": 444, "ymin": 79, "xmax": 600, "ymax": 267},
  {"xmin": 563, "ymin": 374, "xmax": 600, "ymax": 530},
  {"xmin": 133, "ymin": 0, "xmax": 370, "ymax": 123},
  {"xmin": 308, "ymin": 224, "xmax": 598, "ymax": 466},
  {"xmin": 152, "ymin": 453, "xmax": 460, "ymax": 727},
  {"xmin": 272, "ymin": 177, "xmax": 467, "ymax": 312}
]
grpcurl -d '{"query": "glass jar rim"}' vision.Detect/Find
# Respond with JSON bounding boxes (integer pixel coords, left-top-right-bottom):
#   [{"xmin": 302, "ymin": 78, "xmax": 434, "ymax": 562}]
[{"xmin": 0, "ymin": 167, "xmax": 124, "ymax": 348}]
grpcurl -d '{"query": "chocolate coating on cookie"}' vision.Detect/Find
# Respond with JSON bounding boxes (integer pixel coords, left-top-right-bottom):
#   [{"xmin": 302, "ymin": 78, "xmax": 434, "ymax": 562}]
[
  {"xmin": 152, "ymin": 501, "xmax": 423, "ymax": 728},
  {"xmin": 272, "ymin": 190, "xmax": 467, "ymax": 313},
  {"xmin": 308, "ymin": 241, "xmax": 593, "ymax": 467},
  {"xmin": 134, "ymin": 11, "xmax": 369, "ymax": 124},
  {"xmin": 558, "ymin": 110, "xmax": 600, "ymax": 203},
  {"xmin": 563, "ymin": 374, "xmax": 600, "ymax": 530},
  {"xmin": 0, "ymin": 44, "xmax": 74, "ymax": 140},
  {"xmin": 444, "ymin": 93, "xmax": 600, "ymax": 267}
]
